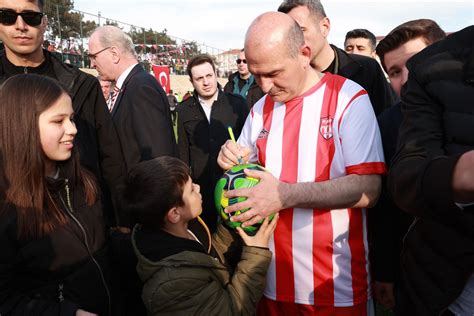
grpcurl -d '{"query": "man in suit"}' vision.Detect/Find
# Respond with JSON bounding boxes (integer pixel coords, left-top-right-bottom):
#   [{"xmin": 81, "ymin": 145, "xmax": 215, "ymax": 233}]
[
  {"xmin": 89, "ymin": 26, "xmax": 177, "ymax": 175},
  {"xmin": 88, "ymin": 25, "xmax": 178, "ymax": 316}
]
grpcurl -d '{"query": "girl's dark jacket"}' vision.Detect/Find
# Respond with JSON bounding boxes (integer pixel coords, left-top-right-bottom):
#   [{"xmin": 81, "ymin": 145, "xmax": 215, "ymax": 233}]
[{"xmin": 0, "ymin": 175, "xmax": 110, "ymax": 315}]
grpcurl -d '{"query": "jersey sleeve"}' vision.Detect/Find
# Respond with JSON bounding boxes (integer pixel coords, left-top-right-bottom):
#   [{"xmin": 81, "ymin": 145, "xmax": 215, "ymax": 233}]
[{"xmin": 339, "ymin": 93, "xmax": 386, "ymax": 175}]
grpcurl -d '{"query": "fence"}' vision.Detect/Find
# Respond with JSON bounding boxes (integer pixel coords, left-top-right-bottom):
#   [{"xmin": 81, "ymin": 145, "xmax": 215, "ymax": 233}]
[{"xmin": 42, "ymin": 2, "xmax": 238, "ymax": 77}]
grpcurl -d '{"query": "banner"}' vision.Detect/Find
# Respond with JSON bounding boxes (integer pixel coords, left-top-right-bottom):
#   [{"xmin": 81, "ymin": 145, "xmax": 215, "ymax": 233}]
[{"xmin": 152, "ymin": 65, "xmax": 170, "ymax": 93}]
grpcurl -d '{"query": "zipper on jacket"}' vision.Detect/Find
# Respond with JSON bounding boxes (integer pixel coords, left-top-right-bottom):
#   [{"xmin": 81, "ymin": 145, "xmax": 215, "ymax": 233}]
[
  {"xmin": 60, "ymin": 179, "xmax": 111, "ymax": 315},
  {"xmin": 23, "ymin": 67, "xmax": 28, "ymax": 74},
  {"xmin": 402, "ymin": 216, "xmax": 419, "ymax": 244},
  {"xmin": 58, "ymin": 283, "xmax": 64, "ymax": 302}
]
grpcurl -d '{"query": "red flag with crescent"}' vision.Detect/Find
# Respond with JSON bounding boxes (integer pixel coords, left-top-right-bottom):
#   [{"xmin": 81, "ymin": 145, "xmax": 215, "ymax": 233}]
[{"xmin": 152, "ymin": 65, "xmax": 170, "ymax": 93}]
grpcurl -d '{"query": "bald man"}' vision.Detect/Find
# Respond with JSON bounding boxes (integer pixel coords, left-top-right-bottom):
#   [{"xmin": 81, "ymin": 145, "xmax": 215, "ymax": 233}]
[
  {"xmin": 278, "ymin": 0, "xmax": 396, "ymax": 116},
  {"xmin": 218, "ymin": 12, "xmax": 384, "ymax": 315}
]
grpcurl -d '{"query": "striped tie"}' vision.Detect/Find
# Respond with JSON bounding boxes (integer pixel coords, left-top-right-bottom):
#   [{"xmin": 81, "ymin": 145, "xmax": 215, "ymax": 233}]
[{"xmin": 108, "ymin": 85, "xmax": 120, "ymax": 112}]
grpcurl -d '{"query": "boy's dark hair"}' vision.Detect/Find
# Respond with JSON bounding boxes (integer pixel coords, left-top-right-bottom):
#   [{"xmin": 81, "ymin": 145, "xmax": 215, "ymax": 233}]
[
  {"xmin": 186, "ymin": 54, "xmax": 216, "ymax": 79},
  {"xmin": 376, "ymin": 19, "xmax": 446, "ymax": 72},
  {"xmin": 122, "ymin": 156, "xmax": 190, "ymax": 229},
  {"xmin": 344, "ymin": 29, "xmax": 377, "ymax": 51}
]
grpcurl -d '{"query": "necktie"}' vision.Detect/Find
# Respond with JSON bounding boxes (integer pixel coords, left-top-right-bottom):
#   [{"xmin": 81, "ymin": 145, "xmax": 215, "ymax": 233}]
[{"xmin": 109, "ymin": 85, "xmax": 120, "ymax": 112}]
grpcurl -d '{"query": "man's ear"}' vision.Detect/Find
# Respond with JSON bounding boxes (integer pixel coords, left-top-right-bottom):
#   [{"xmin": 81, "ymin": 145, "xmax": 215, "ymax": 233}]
[
  {"xmin": 301, "ymin": 44, "xmax": 312, "ymax": 60},
  {"xmin": 110, "ymin": 46, "xmax": 120, "ymax": 64},
  {"xmin": 166, "ymin": 206, "xmax": 180, "ymax": 224},
  {"xmin": 40, "ymin": 14, "xmax": 48, "ymax": 35},
  {"xmin": 319, "ymin": 16, "xmax": 330, "ymax": 38}
]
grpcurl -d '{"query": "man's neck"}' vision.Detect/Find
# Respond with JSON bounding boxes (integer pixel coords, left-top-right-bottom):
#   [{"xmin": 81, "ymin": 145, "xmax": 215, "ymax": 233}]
[
  {"xmin": 300, "ymin": 67, "xmax": 324, "ymax": 96},
  {"xmin": 5, "ymin": 48, "xmax": 45, "ymax": 68},
  {"xmin": 311, "ymin": 43, "xmax": 335, "ymax": 72},
  {"xmin": 239, "ymin": 73, "xmax": 251, "ymax": 80},
  {"xmin": 198, "ymin": 89, "xmax": 218, "ymax": 107},
  {"xmin": 116, "ymin": 58, "xmax": 138, "ymax": 82}
]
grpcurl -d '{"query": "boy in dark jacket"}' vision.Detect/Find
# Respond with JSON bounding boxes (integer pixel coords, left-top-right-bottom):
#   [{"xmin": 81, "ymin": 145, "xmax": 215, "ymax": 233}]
[{"xmin": 123, "ymin": 156, "xmax": 278, "ymax": 316}]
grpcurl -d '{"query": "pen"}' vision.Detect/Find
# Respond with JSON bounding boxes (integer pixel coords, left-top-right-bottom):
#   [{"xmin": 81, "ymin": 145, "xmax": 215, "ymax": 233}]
[{"xmin": 227, "ymin": 126, "xmax": 243, "ymax": 164}]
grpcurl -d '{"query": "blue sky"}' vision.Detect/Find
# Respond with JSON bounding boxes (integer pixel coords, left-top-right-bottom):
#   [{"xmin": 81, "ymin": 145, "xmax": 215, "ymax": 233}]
[{"xmin": 74, "ymin": 0, "xmax": 473, "ymax": 51}]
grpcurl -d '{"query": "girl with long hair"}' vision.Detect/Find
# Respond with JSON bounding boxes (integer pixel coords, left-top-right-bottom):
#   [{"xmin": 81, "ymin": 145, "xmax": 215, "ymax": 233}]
[{"xmin": 0, "ymin": 74, "xmax": 110, "ymax": 316}]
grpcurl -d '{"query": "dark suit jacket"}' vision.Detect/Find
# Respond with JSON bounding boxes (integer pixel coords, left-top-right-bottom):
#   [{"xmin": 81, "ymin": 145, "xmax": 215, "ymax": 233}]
[
  {"xmin": 112, "ymin": 64, "xmax": 178, "ymax": 173},
  {"xmin": 177, "ymin": 91, "xmax": 249, "ymax": 232}
]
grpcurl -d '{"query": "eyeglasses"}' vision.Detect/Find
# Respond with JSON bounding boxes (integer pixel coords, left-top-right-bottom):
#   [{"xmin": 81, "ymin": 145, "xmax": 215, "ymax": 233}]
[
  {"xmin": 0, "ymin": 9, "xmax": 44, "ymax": 27},
  {"xmin": 88, "ymin": 47, "xmax": 111, "ymax": 60},
  {"xmin": 236, "ymin": 59, "xmax": 247, "ymax": 64}
]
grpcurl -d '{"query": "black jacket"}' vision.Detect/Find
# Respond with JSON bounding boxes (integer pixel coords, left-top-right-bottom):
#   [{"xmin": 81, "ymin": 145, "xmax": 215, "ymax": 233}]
[
  {"xmin": 330, "ymin": 45, "xmax": 397, "ymax": 116},
  {"xmin": 388, "ymin": 26, "xmax": 474, "ymax": 315},
  {"xmin": 177, "ymin": 91, "xmax": 248, "ymax": 231},
  {"xmin": 224, "ymin": 72, "xmax": 265, "ymax": 109},
  {"xmin": 111, "ymin": 64, "xmax": 178, "ymax": 173},
  {"xmin": 0, "ymin": 176, "xmax": 110, "ymax": 316},
  {"xmin": 370, "ymin": 102, "xmax": 413, "ymax": 284},
  {"xmin": 0, "ymin": 50, "xmax": 126, "ymax": 227}
]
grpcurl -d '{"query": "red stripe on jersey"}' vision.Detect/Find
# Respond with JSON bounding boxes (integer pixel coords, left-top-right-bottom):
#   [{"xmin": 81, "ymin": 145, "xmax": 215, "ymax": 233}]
[
  {"xmin": 346, "ymin": 162, "xmax": 386, "ymax": 175},
  {"xmin": 258, "ymin": 296, "xmax": 369, "ymax": 316},
  {"xmin": 337, "ymin": 90, "xmax": 368, "ymax": 131},
  {"xmin": 274, "ymin": 97, "xmax": 303, "ymax": 301},
  {"xmin": 313, "ymin": 74, "xmax": 346, "ymax": 304},
  {"xmin": 348, "ymin": 208, "xmax": 369, "ymax": 304},
  {"xmin": 256, "ymin": 95, "xmax": 274, "ymax": 165}
]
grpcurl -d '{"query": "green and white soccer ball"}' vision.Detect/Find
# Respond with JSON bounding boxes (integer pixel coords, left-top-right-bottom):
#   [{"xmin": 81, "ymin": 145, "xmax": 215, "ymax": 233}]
[{"xmin": 214, "ymin": 163, "xmax": 273, "ymax": 235}]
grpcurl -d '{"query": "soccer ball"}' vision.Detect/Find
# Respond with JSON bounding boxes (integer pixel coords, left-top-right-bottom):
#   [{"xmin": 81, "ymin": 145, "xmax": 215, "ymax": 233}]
[{"xmin": 214, "ymin": 163, "xmax": 273, "ymax": 235}]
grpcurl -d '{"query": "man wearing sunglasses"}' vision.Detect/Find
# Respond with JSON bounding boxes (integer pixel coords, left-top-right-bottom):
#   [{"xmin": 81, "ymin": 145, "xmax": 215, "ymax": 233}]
[
  {"xmin": 0, "ymin": 0, "xmax": 126, "ymax": 236},
  {"xmin": 224, "ymin": 48, "xmax": 264, "ymax": 109}
]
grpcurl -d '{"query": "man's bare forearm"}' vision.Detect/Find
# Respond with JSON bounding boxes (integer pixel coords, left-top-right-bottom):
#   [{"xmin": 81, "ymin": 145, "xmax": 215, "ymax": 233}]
[{"xmin": 279, "ymin": 174, "xmax": 382, "ymax": 210}]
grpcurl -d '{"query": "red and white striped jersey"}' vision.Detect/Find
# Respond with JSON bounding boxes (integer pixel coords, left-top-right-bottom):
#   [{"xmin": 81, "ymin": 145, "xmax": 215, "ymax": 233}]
[{"xmin": 238, "ymin": 73, "xmax": 386, "ymax": 306}]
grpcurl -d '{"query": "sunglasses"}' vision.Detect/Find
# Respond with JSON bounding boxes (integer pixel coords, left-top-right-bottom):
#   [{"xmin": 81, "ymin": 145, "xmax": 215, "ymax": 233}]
[
  {"xmin": 236, "ymin": 59, "xmax": 247, "ymax": 64},
  {"xmin": 0, "ymin": 9, "xmax": 44, "ymax": 27}
]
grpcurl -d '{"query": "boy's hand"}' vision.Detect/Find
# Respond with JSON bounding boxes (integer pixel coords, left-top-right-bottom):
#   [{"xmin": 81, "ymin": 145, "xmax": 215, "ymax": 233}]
[{"xmin": 236, "ymin": 213, "xmax": 279, "ymax": 248}]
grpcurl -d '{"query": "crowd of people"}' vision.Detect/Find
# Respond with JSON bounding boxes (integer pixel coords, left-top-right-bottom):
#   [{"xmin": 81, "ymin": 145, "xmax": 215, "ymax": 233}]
[{"xmin": 0, "ymin": 0, "xmax": 473, "ymax": 316}]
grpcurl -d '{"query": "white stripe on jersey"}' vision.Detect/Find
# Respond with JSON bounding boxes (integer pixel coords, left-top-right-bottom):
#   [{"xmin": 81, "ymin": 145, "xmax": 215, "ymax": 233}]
[
  {"xmin": 331, "ymin": 208, "xmax": 353, "ymax": 306},
  {"xmin": 262, "ymin": 102, "xmax": 286, "ymax": 298},
  {"xmin": 238, "ymin": 73, "xmax": 385, "ymax": 306},
  {"xmin": 291, "ymin": 84, "xmax": 322, "ymax": 303}
]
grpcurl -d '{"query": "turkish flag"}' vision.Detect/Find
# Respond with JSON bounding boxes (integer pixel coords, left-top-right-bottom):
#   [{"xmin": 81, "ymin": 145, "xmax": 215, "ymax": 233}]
[{"xmin": 152, "ymin": 65, "xmax": 170, "ymax": 93}]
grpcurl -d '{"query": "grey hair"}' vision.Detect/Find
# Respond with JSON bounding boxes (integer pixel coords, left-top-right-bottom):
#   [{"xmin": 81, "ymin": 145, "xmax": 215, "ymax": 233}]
[
  {"xmin": 278, "ymin": 0, "xmax": 327, "ymax": 19},
  {"xmin": 287, "ymin": 19, "xmax": 305, "ymax": 58},
  {"xmin": 94, "ymin": 26, "xmax": 137, "ymax": 58}
]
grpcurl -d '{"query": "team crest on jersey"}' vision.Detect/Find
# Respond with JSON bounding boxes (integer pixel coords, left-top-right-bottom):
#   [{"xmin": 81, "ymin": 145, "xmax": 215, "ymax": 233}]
[
  {"xmin": 319, "ymin": 116, "xmax": 334, "ymax": 140},
  {"xmin": 258, "ymin": 128, "xmax": 269, "ymax": 139}
]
